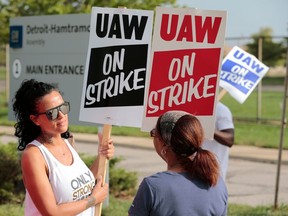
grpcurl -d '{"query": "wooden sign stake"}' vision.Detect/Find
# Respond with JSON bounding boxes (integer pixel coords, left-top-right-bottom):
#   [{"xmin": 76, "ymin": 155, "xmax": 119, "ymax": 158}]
[
  {"xmin": 217, "ymin": 89, "xmax": 227, "ymax": 101},
  {"xmin": 95, "ymin": 124, "xmax": 112, "ymax": 216}
]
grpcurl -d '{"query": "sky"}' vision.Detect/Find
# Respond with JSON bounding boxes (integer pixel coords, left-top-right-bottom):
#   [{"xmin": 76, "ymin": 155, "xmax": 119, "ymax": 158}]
[{"xmin": 177, "ymin": 0, "xmax": 288, "ymax": 38}]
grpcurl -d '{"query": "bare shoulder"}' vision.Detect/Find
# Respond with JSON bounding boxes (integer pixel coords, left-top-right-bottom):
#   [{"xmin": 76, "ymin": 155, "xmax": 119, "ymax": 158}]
[
  {"xmin": 22, "ymin": 144, "xmax": 41, "ymax": 158},
  {"xmin": 21, "ymin": 144, "xmax": 46, "ymax": 169}
]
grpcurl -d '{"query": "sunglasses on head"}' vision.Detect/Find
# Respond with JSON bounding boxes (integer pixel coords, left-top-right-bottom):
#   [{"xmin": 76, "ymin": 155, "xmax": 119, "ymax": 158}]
[{"xmin": 37, "ymin": 101, "xmax": 70, "ymax": 120}]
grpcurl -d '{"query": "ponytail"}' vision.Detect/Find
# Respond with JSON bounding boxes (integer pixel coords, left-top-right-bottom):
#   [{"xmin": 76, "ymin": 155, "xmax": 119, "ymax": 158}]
[{"xmin": 190, "ymin": 148, "xmax": 219, "ymax": 186}]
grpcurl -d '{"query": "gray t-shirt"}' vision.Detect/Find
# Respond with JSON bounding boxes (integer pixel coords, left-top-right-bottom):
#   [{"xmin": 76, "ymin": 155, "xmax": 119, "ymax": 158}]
[{"xmin": 129, "ymin": 171, "xmax": 228, "ymax": 216}]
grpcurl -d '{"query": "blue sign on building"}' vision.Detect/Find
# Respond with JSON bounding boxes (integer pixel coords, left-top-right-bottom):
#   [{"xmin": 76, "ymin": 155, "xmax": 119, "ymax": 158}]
[{"xmin": 10, "ymin": 25, "xmax": 23, "ymax": 48}]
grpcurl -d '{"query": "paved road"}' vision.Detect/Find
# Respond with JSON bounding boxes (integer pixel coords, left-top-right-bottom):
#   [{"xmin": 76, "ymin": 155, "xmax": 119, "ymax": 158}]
[
  {"xmin": 2, "ymin": 134, "xmax": 287, "ymax": 207},
  {"xmin": 111, "ymin": 144, "xmax": 288, "ymax": 207}
]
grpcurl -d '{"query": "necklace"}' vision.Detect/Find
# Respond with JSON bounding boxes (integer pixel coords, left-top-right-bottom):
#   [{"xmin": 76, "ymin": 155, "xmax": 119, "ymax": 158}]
[
  {"xmin": 38, "ymin": 135, "xmax": 68, "ymax": 157},
  {"xmin": 38, "ymin": 134, "xmax": 53, "ymax": 144}
]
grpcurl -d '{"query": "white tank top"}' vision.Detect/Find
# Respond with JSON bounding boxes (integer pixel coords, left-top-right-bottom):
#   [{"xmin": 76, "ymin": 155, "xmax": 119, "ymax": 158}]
[{"xmin": 24, "ymin": 139, "xmax": 95, "ymax": 216}]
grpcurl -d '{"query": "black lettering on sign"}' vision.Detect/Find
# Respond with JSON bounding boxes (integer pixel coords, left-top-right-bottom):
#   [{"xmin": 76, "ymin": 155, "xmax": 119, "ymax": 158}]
[
  {"xmin": 84, "ymin": 44, "xmax": 148, "ymax": 108},
  {"xmin": 95, "ymin": 13, "xmax": 148, "ymax": 40}
]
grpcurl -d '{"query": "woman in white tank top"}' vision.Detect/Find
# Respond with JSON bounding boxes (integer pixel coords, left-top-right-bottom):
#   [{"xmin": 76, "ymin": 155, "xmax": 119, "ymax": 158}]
[{"xmin": 12, "ymin": 79, "xmax": 114, "ymax": 216}]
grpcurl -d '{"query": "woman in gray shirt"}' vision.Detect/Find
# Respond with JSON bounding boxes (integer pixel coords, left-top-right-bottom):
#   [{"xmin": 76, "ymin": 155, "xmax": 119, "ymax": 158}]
[{"xmin": 129, "ymin": 111, "xmax": 228, "ymax": 216}]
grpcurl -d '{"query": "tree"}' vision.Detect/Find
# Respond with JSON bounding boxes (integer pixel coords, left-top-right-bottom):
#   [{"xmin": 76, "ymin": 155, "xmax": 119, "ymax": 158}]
[
  {"xmin": 0, "ymin": 0, "xmax": 176, "ymax": 45},
  {"xmin": 245, "ymin": 27, "xmax": 286, "ymax": 67}
]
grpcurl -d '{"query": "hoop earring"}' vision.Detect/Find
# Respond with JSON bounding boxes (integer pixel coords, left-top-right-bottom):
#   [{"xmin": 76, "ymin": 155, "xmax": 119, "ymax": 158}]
[{"xmin": 161, "ymin": 147, "xmax": 167, "ymax": 155}]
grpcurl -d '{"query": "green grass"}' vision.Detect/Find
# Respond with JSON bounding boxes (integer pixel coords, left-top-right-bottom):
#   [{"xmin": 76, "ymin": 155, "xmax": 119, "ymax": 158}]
[
  {"xmin": 109, "ymin": 202, "xmax": 288, "ymax": 216},
  {"xmin": 102, "ymin": 196, "xmax": 133, "ymax": 216},
  {"xmin": 222, "ymin": 90, "xmax": 284, "ymax": 120},
  {"xmin": 0, "ymin": 204, "xmax": 24, "ymax": 216},
  {"xmin": 262, "ymin": 76, "xmax": 286, "ymax": 86},
  {"xmin": 235, "ymin": 123, "xmax": 285, "ymax": 148},
  {"xmin": 228, "ymin": 204, "xmax": 288, "ymax": 216},
  {"xmin": 1, "ymin": 200, "xmax": 287, "ymax": 216},
  {"xmin": 220, "ymin": 88, "xmax": 288, "ymax": 149}
]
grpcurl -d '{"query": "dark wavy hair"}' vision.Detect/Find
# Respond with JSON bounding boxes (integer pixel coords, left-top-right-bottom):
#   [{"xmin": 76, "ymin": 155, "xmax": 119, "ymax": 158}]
[{"xmin": 12, "ymin": 79, "xmax": 71, "ymax": 151}]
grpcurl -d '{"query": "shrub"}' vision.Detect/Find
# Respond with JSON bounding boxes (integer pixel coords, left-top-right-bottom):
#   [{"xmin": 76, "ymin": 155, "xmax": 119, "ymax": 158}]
[
  {"xmin": 0, "ymin": 143, "xmax": 24, "ymax": 204},
  {"xmin": 109, "ymin": 156, "xmax": 137, "ymax": 198},
  {"xmin": 81, "ymin": 155, "xmax": 138, "ymax": 198}
]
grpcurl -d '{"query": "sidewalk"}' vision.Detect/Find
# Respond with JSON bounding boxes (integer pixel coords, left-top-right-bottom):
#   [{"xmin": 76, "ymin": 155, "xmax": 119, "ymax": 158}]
[{"xmin": 1, "ymin": 125, "xmax": 287, "ymax": 165}]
